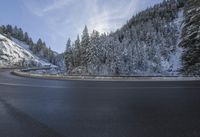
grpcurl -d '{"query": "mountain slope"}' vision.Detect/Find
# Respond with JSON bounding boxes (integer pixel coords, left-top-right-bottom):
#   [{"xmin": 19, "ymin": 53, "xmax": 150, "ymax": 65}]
[
  {"xmin": 179, "ymin": 0, "xmax": 200, "ymax": 75},
  {"xmin": 111, "ymin": 0, "xmax": 184, "ymax": 74},
  {"xmin": 64, "ymin": 0, "xmax": 188, "ymax": 76},
  {"xmin": 0, "ymin": 34, "xmax": 54, "ymax": 68}
]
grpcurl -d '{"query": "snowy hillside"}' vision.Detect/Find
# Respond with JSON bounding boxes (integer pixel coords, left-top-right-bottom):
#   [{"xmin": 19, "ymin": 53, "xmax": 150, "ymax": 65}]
[
  {"xmin": 179, "ymin": 0, "xmax": 200, "ymax": 75},
  {"xmin": 0, "ymin": 34, "xmax": 54, "ymax": 68},
  {"xmin": 161, "ymin": 9, "xmax": 184, "ymax": 73},
  {"xmin": 64, "ymin": 0, "xmax": 187, "ymax": 76}
]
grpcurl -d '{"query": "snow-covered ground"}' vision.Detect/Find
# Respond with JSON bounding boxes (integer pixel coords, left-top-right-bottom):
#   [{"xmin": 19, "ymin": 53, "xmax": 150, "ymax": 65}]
[
  {"xmin": 29, "ymin": 68, "xmax": 64, "ymax": 75},
  {"xmin": 0, "ymin": 34, "xmax": 55, "ymax": 68}
]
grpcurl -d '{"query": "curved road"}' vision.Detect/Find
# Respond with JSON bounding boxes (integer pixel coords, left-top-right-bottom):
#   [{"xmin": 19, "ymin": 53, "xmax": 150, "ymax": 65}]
[{"xmin": 0, "ymin": 69, "xmax": 200, "ymax": 137}]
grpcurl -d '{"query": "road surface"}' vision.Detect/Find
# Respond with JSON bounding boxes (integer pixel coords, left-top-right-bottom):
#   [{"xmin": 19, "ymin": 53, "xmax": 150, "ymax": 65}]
[{"xmin": 0, "ymin": 69, "xmax": 200, "ymax": 137}]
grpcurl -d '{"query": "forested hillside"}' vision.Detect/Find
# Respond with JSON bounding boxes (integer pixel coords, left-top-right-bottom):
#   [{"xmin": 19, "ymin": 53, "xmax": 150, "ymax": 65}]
[
  {"xmin": 179, "ymin": 0, "xmax": 200, "ymax": 76},
  {"xmin": 65, "ymin": 0, "xmax": 194, "ymax": 76},
  {"xmin": 1, "ymin": 0, "xmax": 198, "ymax": 76}
]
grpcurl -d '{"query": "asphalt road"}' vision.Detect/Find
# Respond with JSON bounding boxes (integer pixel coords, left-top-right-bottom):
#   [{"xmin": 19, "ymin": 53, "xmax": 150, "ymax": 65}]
[{"xmin": 0, "ymin": 69, "xmax": 200, "ymax": 137}]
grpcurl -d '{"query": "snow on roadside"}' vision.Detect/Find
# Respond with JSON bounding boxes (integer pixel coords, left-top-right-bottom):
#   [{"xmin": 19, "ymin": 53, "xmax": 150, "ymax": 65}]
[{"xmin": 29, "ymin": 68, "xmax": 63, "ymax": 75}]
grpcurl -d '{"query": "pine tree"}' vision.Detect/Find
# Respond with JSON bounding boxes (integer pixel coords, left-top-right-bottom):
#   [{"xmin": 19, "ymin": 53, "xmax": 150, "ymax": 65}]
[
  {"xmin": 0, "ymin": 27, "xmax": 3, "ymax": 34},
  {"xmin": 65, "ymin": 38, "xmax": 73, "ymax": 71},
  {"xmin": 6, "ymin": 25, "xmax": 13, "ymax": 34},
  {"xmin": 80, "ymin": 25, "xmax": 90, "ymax": 66},
  {"xmin": 24, "ymin": 32, "xmax": 29, "ymax": 43},
  {"xmin": 1, "ymin": 25, "xmax": 6, "ymax": 33},
  {"xmin": 66, "ymin": 38, "xmax": 71, "ymax": 52},
  {"xmin": 90, "ymin": 30, "xmax": 100, "ymax": 64},
  {"xmin": 74, "ymin": 35, "xmax": 81, "ymax": 67},
  {"xmin": 13, "ymin": 26, "xmax": 18, "ymax": 37},
  {"xmin": 36, "ymin": 38, "xmax": 43, "ymax": 54},
  {"xmin": 29, "ymin": 38, "xmax": 34, "ymax": 51},
  {"xmin": 18, "ymin": 28, "xmax": 24, "ymax": 41}
]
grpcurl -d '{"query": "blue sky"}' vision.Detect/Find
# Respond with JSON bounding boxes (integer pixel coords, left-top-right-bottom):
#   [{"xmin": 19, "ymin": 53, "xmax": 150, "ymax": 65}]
[{"xmin": 0, "ymin": 0, "xmax": 162, "ymax": 53}]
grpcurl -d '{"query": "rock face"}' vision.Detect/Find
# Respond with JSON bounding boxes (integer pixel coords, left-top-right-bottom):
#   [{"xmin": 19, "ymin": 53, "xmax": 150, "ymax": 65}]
[{"xmin": 0, "ymin": 34, "xmax": 52, "ymax": 68}]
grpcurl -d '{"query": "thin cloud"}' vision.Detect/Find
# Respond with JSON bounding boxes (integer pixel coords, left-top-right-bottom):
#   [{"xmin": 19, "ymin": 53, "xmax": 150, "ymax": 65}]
[
  {"xmin": 43, "ymin": 0, "xmax": 72, "ymax": 14},
  {"xmin": 87, "ymin": 0, "xmax": 140, "ymax": 33},
  {"xmin": 24, "ymin": 0, "xmax": 72, "ymax": 17},
  {"xmin": 21, "ymin": 0, "xmax": 162, "ymax": 52}
]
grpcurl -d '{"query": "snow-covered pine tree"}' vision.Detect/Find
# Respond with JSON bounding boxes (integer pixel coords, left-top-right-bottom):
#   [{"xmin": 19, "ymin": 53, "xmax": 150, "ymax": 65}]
[
  {"xmin": 24, "ymin": 32, "xmax": 29, "ymax": 43},
  {"xmin": 179, "ymin": 0, "xmax": 200, "ymax": 75},
  {"xmin": 65, "ymin": 38, "xmax": 73, "ymax": 71},
  {"xmin": 73, "ymin": 35, "xmax": 81, "ymax": 67},
  {"xmin": 88, "ymin": 30, "xmax": 100, "ymax": 73},
  {"xmin": 17, "ymin": 28, "xmax": 24, "ymax": 41},
  {"xmin": 80, "ymin": 26, "xmax": 90, "ymax": 67},
  {"xmin": 35, "ymin": 38, "xmax": 43, "ymax": 54}
]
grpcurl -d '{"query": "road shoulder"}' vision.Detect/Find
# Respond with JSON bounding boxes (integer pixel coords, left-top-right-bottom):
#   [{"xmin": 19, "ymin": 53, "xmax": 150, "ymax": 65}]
[{"xmin": 11, "ymin": 70, "xmax": 200, "ymax": 82}]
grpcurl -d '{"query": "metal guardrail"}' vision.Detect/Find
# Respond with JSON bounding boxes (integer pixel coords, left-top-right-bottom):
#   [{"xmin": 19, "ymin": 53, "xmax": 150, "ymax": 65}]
[{"xmin": 21, "ymin": 67, "xmax": 52, "ymax": 72}]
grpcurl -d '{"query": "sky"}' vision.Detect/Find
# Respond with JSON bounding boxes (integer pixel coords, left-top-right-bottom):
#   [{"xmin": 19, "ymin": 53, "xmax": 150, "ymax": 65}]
[{"xmin": 0, "ymin": 0, "xmax": 162, "ymax": 53}]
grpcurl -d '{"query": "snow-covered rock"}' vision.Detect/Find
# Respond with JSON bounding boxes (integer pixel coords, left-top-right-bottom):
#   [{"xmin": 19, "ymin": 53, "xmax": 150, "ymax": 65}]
[{"xmin": 0, "ymin": 34, "xmax": 54, "ymax": 68}]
